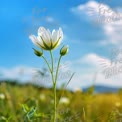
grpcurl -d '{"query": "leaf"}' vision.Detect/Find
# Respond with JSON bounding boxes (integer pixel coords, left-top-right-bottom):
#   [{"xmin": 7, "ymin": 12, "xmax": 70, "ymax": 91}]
[
  {"xmin": 27, "ymin": 107, "xmax": 37, "ymax": 119},
  {"xmin": 22, "ymin": 104, "xmax": 30, "ymax": 113},
  {"xmin": 35, "ymin": 113, "xmax": 46, "ymax": 118}
]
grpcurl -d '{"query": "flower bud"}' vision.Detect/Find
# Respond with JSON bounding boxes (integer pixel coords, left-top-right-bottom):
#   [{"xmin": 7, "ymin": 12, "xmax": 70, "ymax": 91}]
[
  {"xmin": 33, "ymin": 48, "xmax": 43, "ymax": 57},
  {"xmin": 60, "ymin": 45, "xmax": 69, "ymax": 56}
]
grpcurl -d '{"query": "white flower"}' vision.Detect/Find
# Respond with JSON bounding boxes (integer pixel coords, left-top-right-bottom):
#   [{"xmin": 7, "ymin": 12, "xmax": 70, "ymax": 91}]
[
  {"xmin": 29, "ymin": 27, "xmax": 63, "ymax": 50},
  {"xmin": 59, "ymin": 97, "xmax": 70, "ymax": 105},
  {"xmin": 60, "ymin": 45, "xmax": 69, "ymax": 56},
  {"xmin": 0, "ymin": 93, "xmax": 5, "ymax": 100}
]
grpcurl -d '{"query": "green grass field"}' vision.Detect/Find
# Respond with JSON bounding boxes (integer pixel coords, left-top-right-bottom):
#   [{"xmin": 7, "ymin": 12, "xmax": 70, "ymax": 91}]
[{"xmin": 0, "ymin": 82, "xmax": 122, "ymax": 122}]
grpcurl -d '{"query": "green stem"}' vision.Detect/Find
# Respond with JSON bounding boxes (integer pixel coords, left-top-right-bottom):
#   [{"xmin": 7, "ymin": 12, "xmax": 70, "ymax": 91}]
[
  {"xmin": 50, "ymin": 51, "xmax": 55, "ymax": 85},
  {"xmin": 50, "ymin": 51, "xmax": 54, "ymax": 73},
  {"xmin": 53, "ymin": 82, "xmax": 56, "ymax": 122},
  {"xmin": 42, "ymin": 52, "xmax": 62, "ymax": 122},
  {"xmin": 53, "ymin": 56, "xmax": 62, "ymax": 121},
  {"xmin": 49, "ymin": 51, "xmax": 56, "ymax": 122},
  {"xmin": 55, "ymin": 56, "xmax": 62, "ymax": 83},
  {"xmin": 42, "ymin": 56, "xmax": 52, "ymax": 73}
]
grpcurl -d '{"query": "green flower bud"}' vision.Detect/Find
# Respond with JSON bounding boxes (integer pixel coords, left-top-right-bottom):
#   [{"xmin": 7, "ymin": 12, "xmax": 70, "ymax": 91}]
[
  {"xmin": 33, "ymin": 48, "xmax": 43, "ymax": 57},
  {"xmin": 60, "ymin": 45, "xmax": 69, "ymax": 56}
]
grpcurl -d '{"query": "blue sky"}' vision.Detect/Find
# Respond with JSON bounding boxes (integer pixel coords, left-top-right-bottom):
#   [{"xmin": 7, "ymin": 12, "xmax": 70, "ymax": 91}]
[{"xmin": 0, "ymin": 0, "xmax": 122, "ymax": 90}]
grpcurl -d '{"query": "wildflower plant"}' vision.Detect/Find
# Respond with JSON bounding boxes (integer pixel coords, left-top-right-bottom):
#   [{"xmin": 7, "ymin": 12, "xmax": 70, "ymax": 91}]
[{"xmin": 29, "ymin": 26, "xmax": 69, "ymax": 122}]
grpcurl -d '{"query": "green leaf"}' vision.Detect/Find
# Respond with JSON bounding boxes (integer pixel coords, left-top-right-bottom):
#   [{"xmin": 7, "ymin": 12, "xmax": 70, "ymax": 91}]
[
  {"xmin": 22, "ymin": 104, "xmax": 30, "ymax": 113},
  {"xmin": 27, "ymin": 107, "xmax": 37, "ymax": 118}
]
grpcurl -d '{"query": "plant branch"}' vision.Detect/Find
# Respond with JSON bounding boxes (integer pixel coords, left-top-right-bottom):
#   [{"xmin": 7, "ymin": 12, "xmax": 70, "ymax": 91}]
[{"xmin": 42, "ymin": 56, "xmax": 52, "ymax": 73}]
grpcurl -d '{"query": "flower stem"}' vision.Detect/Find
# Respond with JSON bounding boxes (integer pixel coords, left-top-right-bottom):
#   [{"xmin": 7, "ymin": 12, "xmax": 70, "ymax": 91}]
[
  {"xmin": 55, "ymin": 56, "xmax": 62, "ymax": 83},
  {"xmin": 42, "ymin": 56, "xmax": 52, "ymax": 73},
  {"xmin": 53, "ymin": 56, "xmax": 62, "ymax": 122},
  {"xmin": 50, "ymin": 51, "xmax": 62, "ymax": 122},
  {"xmin": 42, "ymin": 52, "xmax": 62, "ymax": 122},
  {"xmin": 50, "ymin": 51, "xmax": 56, "ymax": 122},
  {"xmin": 53, "ymin": 82, "xmax": 56, "ymax": 122}
]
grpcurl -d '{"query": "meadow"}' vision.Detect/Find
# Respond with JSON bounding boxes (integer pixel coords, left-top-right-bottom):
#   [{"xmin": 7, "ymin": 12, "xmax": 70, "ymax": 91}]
[{"xmin": 0, "ymin": 81, "xmax": 122, "ymax": 122}]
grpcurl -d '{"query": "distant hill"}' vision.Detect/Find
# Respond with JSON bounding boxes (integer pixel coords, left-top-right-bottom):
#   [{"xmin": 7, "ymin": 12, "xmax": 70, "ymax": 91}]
[{"xmin": 83, "ymin": 85, "xmax": 122, "ymax": 93}]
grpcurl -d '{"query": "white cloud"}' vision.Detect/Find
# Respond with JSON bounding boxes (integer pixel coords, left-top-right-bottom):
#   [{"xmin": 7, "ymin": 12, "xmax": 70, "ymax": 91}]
[
  {"xmin": 0, "ymin": 63, "xmax": 122, "ymax": 89},
  {"xmin": 0, "ymin": 66, "xmax": 54, "ymax": 87},
  {"xmin": 71, "ymin": 1, "xmax": 115, "ymax": 18},
  {"xmin": 71, "ymin": 1, "xmax": 99, "ymax": 17},
  {"xmin": 71, "ymin": 1, "xmax": 122, "ymax": 45},
  {"xmin": 79, "ymin": 53, "xmax": 102, "ymax": 66},
  {"xmin": 0, "ymin": 66, "xmax": 41, "ymax": 83},
  {"xmin": 0, "ymin": 65, "xmax": 73, "ymax": 87},
  {"xmin": 45, "ymin": 16, "xmax": 55, "ymax": 23},
  {"xmin": 66, "ymin": 53, "xmax": 122, "ymax": 89},
  {"xmin": 68, "ymin": 65, "xmax": 122, "ymax": 89},
  {"xmin": 102, "ymin": 21, "xmax": 122, "ymax": 45},
  {"xmin": 71, "ymin": 0, "xmax": 121, "ymax": 19},
  {"xmin": 77, "ymin": 53, "xmax": 111, "ymax": 69}
]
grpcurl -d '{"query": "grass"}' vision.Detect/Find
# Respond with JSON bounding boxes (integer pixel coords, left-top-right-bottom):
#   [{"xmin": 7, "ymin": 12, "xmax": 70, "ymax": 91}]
[{"xmin": 0, "ymin": 81, "xmax": 122, "ymax": 122}]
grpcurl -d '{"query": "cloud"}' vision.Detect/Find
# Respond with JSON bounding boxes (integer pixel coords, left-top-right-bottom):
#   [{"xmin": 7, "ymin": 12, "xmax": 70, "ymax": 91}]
[
  {"xmin": 68, "ymin": 69, "xmax": 116, "ymax": 89},
  {"xmin": 79, "ymin": 53, "xmax": 103, "ymax": 66},
  {"xmin": 76, "ymin": 53, "xmax": 111, "ymax": 70},
  {"xmin": 0, "ymin": 64, "xmax": 73, "ymax": 87},
  {"xmin": 71, "ymin": 1, "xmax": 99, "ymax": 18},
  {"xmin": 0, "ymin": 66, "xmax": 40, "ymax": 83},
  {"xmin": 71, "ymin": 1, "xmax": 122, "ymax": 45},
  {"xmin": 45, "ymin": 16, "xmax": 55, "ymax": 23},
  {"xmin": 0, "ymin": 52, "xmax": 121, "ymax": 89},
  {"xmin": 102, "ymin": 21, "xmax": 122, "ymax": 45},
  {"xmin": 71, "ymin": 0, "xmax": 115, "ymax": 19},
  {"xmin": 71, "ymin": 0, "xmax": 121, "ymax": 19},
  {"xmin": 0, "ymin": 61, "xmax": 122, "ymax": 89},
  {"xmin": 67, "ymin": 53, "xmax": 122, "ymax": 89}
]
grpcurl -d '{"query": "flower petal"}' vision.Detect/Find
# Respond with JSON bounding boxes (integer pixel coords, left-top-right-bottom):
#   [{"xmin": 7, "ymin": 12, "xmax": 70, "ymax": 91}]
[
  {"xmin": 29, "ymin": 35, "xmax": 41, "ymax": 47},
  {"xmin": 52, "ymin": 29, "xmax": 55, "ymax": 35},
  {"xmin": 38, "ymin": 27, "xmax": 52, "ymax": 47},
  {"xmin": 47, "ymin": 29, "xmax": 52, "ymax": 38},
  {"xmin": 38, "ymin": 27, "xmax": 46, "ymax": 36},
  {"xmin": 52, "ymin": 37, "xmax": 61, "ymax": 49},
  {"xmin": 59, "ymin": 28, "xmax": 63, "ymax": 39},
  {"xmin": 37, "ymin": 36, "xmax": 48, "ymax": 50},
  {"xmin": 52, "ymin": 30, "xmax": 58, "ymax": 42},
  {"xmin": 39, "ymin": 36, "xmax": 51, "ymax": 50},
  {"xmin": 52, "ymin": 28, "xmax": 63, "ymax": 48}
]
